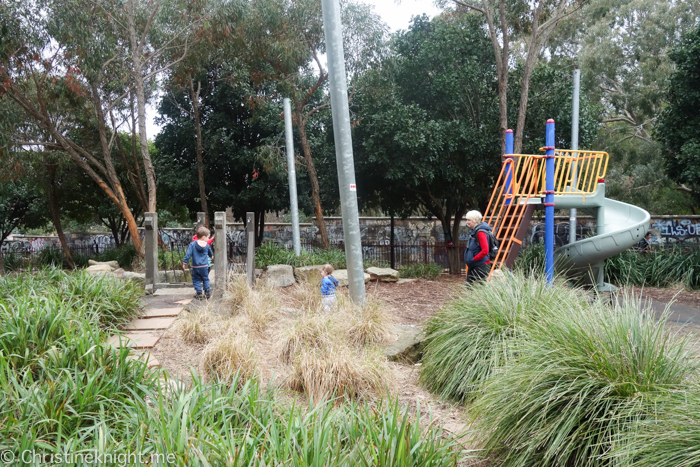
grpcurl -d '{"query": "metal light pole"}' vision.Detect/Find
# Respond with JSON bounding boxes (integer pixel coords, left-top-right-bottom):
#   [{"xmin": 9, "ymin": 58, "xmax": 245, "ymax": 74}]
[
  {"xmin": 569, "ymin": 69, "xmax": 580, "ymax": 244},
  {"xmin": 283, "ymin": 98, "xmax": 301, "ymax": 256},
  {"xmin": 321, "ymin": 0, "xmax": 365, "ymax": 305}
]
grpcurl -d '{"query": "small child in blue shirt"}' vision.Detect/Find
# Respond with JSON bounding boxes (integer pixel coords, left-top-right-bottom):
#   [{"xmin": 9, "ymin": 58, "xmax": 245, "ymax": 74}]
[
  {"xmin": 183, "ymin": 226, "xmax": 214, "ymax": 300},
  {"xmin": 320, "ymin": 264, "xmax": 339, "ymax": 312}
]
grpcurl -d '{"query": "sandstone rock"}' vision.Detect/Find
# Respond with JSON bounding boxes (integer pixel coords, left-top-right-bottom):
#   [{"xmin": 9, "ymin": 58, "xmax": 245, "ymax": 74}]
[
  {"xmin": 112, "ymin": 268, "xmax": 125, "ymax": 279},
  {"xmin": 88, "ymin": 259, "xmax": 120, "ymax": 270},
  {"xmin": 264, "ymin": 264, "xmax": 295, "ymax": 287},
  {"xmin": 86, "ymin": 264, "xmax": 113, "ymax": 273},
  {"xmin": 295, "ymin": 265, "xmax": 324, "ymax": 283},
  {"xmin": 331, "ymin": 269, "xmax": 370, "ymax": 287},
  {"xmin": 122, "ymin": 271, "xmax": 146, "ymax": 285},
  {"xmin": 366, "ymin": 267, "xmax": 399, "ymax": 282},
  {"xmin": 384, "ymin": 324, "xmax": 425, "ymax": 363}
]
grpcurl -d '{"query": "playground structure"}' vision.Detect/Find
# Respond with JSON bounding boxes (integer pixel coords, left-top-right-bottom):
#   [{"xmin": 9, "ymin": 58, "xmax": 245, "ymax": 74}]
[{"xmin": 483, "ymin": 120, "xmax": 651, "ymax": 291}]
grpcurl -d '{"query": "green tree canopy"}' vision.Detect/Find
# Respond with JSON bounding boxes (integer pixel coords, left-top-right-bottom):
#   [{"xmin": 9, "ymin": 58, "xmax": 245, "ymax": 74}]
[{"xmin": 658, "ymin": 23, "xmax": 700, "ymax": 208}]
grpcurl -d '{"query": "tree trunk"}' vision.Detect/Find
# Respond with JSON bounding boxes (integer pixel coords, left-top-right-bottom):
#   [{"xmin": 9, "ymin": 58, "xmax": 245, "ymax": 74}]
[
  {"xmin": 451, "ymin": 206, "xmax": 468, "ymax": 275},
  {"xmin": 190, "ymin": 80, "xmax": 210, "ymax": 226},
  {"xmin": 0, "ymin": 246, "xmax": 5, "ymax": 275},
  {"xmin": 45, "ymin": 160, "xmax": 75, "ymax": 269},
  {"xmin": 295, "ymin": 109, "xmax": 330, "ymax": 249},
  {"xmin": 127, "ymin": 0, "xmax": 157, "ymax": 213}
]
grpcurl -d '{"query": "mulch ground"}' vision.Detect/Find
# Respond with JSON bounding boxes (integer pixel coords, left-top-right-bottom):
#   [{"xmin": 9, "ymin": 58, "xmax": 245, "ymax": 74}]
[{"xmin": 365, "ymin": 275, "xmax": 465, "ymax": 325}]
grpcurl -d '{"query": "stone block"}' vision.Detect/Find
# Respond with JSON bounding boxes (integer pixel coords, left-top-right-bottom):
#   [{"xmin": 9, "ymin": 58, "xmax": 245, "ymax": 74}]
[
  {"xmin": 263, "ymin": 264, "xmax": 295, "ymax": 287},
  {"xmin": 86, "ymin": 264, "xmax": 113, "ymax": 273},
  {"xmin": 122, "ymin": 271, "xmax": 146, "ymax": 285},
  {"xmin": 295, "ymin": 265, "xmax": 324, "ymax": 283},
  {"xmin": 331, "ymin": 269, "xmax": 370, "ymax": 287},
  {"xmin": 384, "ymin": 324, "xmax": 425, "ymax": 363},
  {"xmin": 366, "ymin": 267, "xmax": 399, "ymax": 282},
  {"xmin": 88, "ymin": 260, "xmax": 119, "ymax": 270}
]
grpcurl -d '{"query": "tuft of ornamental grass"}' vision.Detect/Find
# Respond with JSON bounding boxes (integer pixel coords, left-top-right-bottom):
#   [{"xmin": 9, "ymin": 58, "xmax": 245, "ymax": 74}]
[
  {"xmin": 471, "ymin": 293, "xmax": 698, "ymax": 467},
  {"xmin": 611, "ymin": 385, "xmax": 700, "ymax": 467},
  {"xmin": 200, "ymin": 329, "xmax": 259, "ymax": 387},
  {"xmin": 289, "ymin": 344, "xmax": 392, "ymax": 401},
  {"xmin": 606, "ymin": 246, "xmax": 700, "ymax": 290},
  {"xmin": 342, "ymin": 296, "xmax": 394, "ymax": 347},
  {"xmin": 419, "ymin": 271, "xmax": 588, "ymax": 403}
]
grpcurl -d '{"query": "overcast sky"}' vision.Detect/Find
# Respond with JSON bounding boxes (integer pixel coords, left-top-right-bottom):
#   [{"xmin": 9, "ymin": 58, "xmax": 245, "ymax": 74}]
[
  {"xmin": 364, "ymin": 0, "xmax": 442, "ymax": 32},
  {"xmin": 147, "ymin": 0, "xmax": 443, "ymax": 137}
]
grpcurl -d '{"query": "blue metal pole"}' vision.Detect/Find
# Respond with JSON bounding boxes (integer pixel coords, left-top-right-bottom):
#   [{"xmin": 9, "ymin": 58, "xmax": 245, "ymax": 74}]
[
  {"xmin": 545, "ymin": 119, "xmax": 556, "ymax": 284},
  {"xmin": 505, "ymin": 129, "xmax": 514, "ymax": 205}
]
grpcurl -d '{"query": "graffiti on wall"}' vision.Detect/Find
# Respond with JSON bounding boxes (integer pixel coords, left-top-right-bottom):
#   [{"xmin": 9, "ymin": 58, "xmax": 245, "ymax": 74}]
[{"xmin": 652, "ymin": 219, "xmax": 700, "ymax": 239}]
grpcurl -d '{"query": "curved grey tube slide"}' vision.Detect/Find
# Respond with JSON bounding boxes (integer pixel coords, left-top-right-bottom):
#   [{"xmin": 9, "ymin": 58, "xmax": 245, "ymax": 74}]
[{"xmin": 541, "ymin": 182, "xmax": 650, "ymax": 288}]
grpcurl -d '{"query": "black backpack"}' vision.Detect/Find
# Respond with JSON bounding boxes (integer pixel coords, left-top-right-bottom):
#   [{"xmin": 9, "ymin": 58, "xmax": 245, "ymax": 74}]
[{"xmin": 473, "ymin": 228, "xmax": 500, "ymax": 260}]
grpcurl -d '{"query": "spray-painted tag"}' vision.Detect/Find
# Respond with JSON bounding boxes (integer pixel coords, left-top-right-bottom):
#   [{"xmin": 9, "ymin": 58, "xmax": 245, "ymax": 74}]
[{"xmin": 349, "ymin": 184, "xmax": 356, "ymax": 191}]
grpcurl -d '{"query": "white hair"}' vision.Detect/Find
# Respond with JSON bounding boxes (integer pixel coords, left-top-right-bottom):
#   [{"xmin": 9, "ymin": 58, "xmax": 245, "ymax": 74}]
[{"xmin": 466, "ymin": 210, "xmax": 483, "ymax": 222}]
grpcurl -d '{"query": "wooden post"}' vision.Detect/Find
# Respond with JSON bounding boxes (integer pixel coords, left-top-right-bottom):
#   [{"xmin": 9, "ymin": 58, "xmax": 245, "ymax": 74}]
[
  {"xmin": 214, "ymin": 212, "xmax": 227, "ymax": 293},
  {"xmin": 246, "ymin": 212, "xmax": 255, "ymax": 286},
  {"xmin": 144, "ymin": 212, "xmax": 158, "ymax": 294}
]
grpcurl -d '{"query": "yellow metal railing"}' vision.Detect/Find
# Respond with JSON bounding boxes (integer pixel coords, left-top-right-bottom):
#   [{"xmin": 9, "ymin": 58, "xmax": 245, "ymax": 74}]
[
  {"xmin": 511, "ymin": 151, "xmax": 609, "ymax": 196},
  {"xmin": 480, "ymin": 150, "xmax": 609, "ymax": 279}
]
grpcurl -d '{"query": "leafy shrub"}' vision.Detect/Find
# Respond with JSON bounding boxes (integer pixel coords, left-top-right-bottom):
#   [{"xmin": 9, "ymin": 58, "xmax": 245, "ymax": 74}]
[
  {"xmin": 255, "ymin": 242, "xmax": 347, "ymax": 269},
  {"xmin": 1, "ymin": 250, "xmax": 25, "ymax": 272},
  {"xmin": 419, "ymin": 272, "xmax": 587, "ymax": 403},
  {"xmin": 71, "ymin": 252, "xmax": 91, "ymax": 268},
  {"xmin": 94, "ymin": 243, "xmax": 137, "ymax": 270},
  {"xmin": 471, "ymin": 293, "xmax": 698, "ymax": 467},
  {"xmin": 512, "ymin": 243, "xmax": 545, "ymax": 274},
  {"xmin": 35, "ymin": 246, "xmax": 65, "ymax": 268},
  {"xmin": 398, "ymin": 263, "xmax": 443, "ymax": 280}
]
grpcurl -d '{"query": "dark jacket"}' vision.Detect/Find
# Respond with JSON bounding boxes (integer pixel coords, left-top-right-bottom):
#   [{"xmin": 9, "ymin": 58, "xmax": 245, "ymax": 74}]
[
  {"xmin": 464, "ymin": 222, "xmax": 492, "ymax": 268},
  {"xmin": 183, "ymin": 240, "xmax": 213, "ymax": 268}
]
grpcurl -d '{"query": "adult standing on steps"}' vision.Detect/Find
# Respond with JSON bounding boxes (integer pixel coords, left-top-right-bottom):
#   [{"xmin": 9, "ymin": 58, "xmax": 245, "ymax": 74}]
[{"xmin": 464, "ymin": 210, "xmax": 492, "ymax": 285}]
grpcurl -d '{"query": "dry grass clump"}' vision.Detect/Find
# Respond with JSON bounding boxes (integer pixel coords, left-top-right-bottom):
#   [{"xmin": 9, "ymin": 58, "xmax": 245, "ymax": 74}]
[
  {"xmin": 342, "ymin": 296, "xmax": 393, "ymax": 346},
  {"xmin": 174, "ymin": 305, "xmax": 217, "ymax": 344},
  {"xmin": 200, "ymin": 329, "xmax": 259, "ymax": 387},
  {"xmin": 278, "ymin": 312, "xmax": 340, "ymax": 364},
  {"xmin": 285, "ymin": 279, "xmax": 323, "ymax": 311},
  {"xmin": 289, "ymin": 344, "xmax": 392, "ymax": 400},
  {"xmin": 223, "ymin": 273, "xmax": 278, "ymax": 334},
  {"xmin": 223, "ymin": 273, "xmax": 251, "ymax": 312}
]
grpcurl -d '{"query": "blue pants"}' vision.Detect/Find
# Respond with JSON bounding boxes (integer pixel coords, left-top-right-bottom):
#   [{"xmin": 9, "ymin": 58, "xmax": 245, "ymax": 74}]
[{"xmin": 191, "ymin": 267, "xmax": 210, "ymax": 293}]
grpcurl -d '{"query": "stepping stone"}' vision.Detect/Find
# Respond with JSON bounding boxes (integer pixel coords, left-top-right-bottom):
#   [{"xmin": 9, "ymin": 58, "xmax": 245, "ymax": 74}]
[
  {"xmin": 108, "ymin": 332, "xmax": 162, "ymax": 349},
  {"xmin": 124, "ymin": 317, "xmax": 177, "ymax": 331},
  {"xmin": 125, "ymin": 352, "xmax": 161, "ymax": 369},
  {"xmin": 174, "ymin": 299, "xmax": 193, "ymax": 305},
  {"xmin": 141, "ymin": 307, "xmax": 183, "ymax": 318}
]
